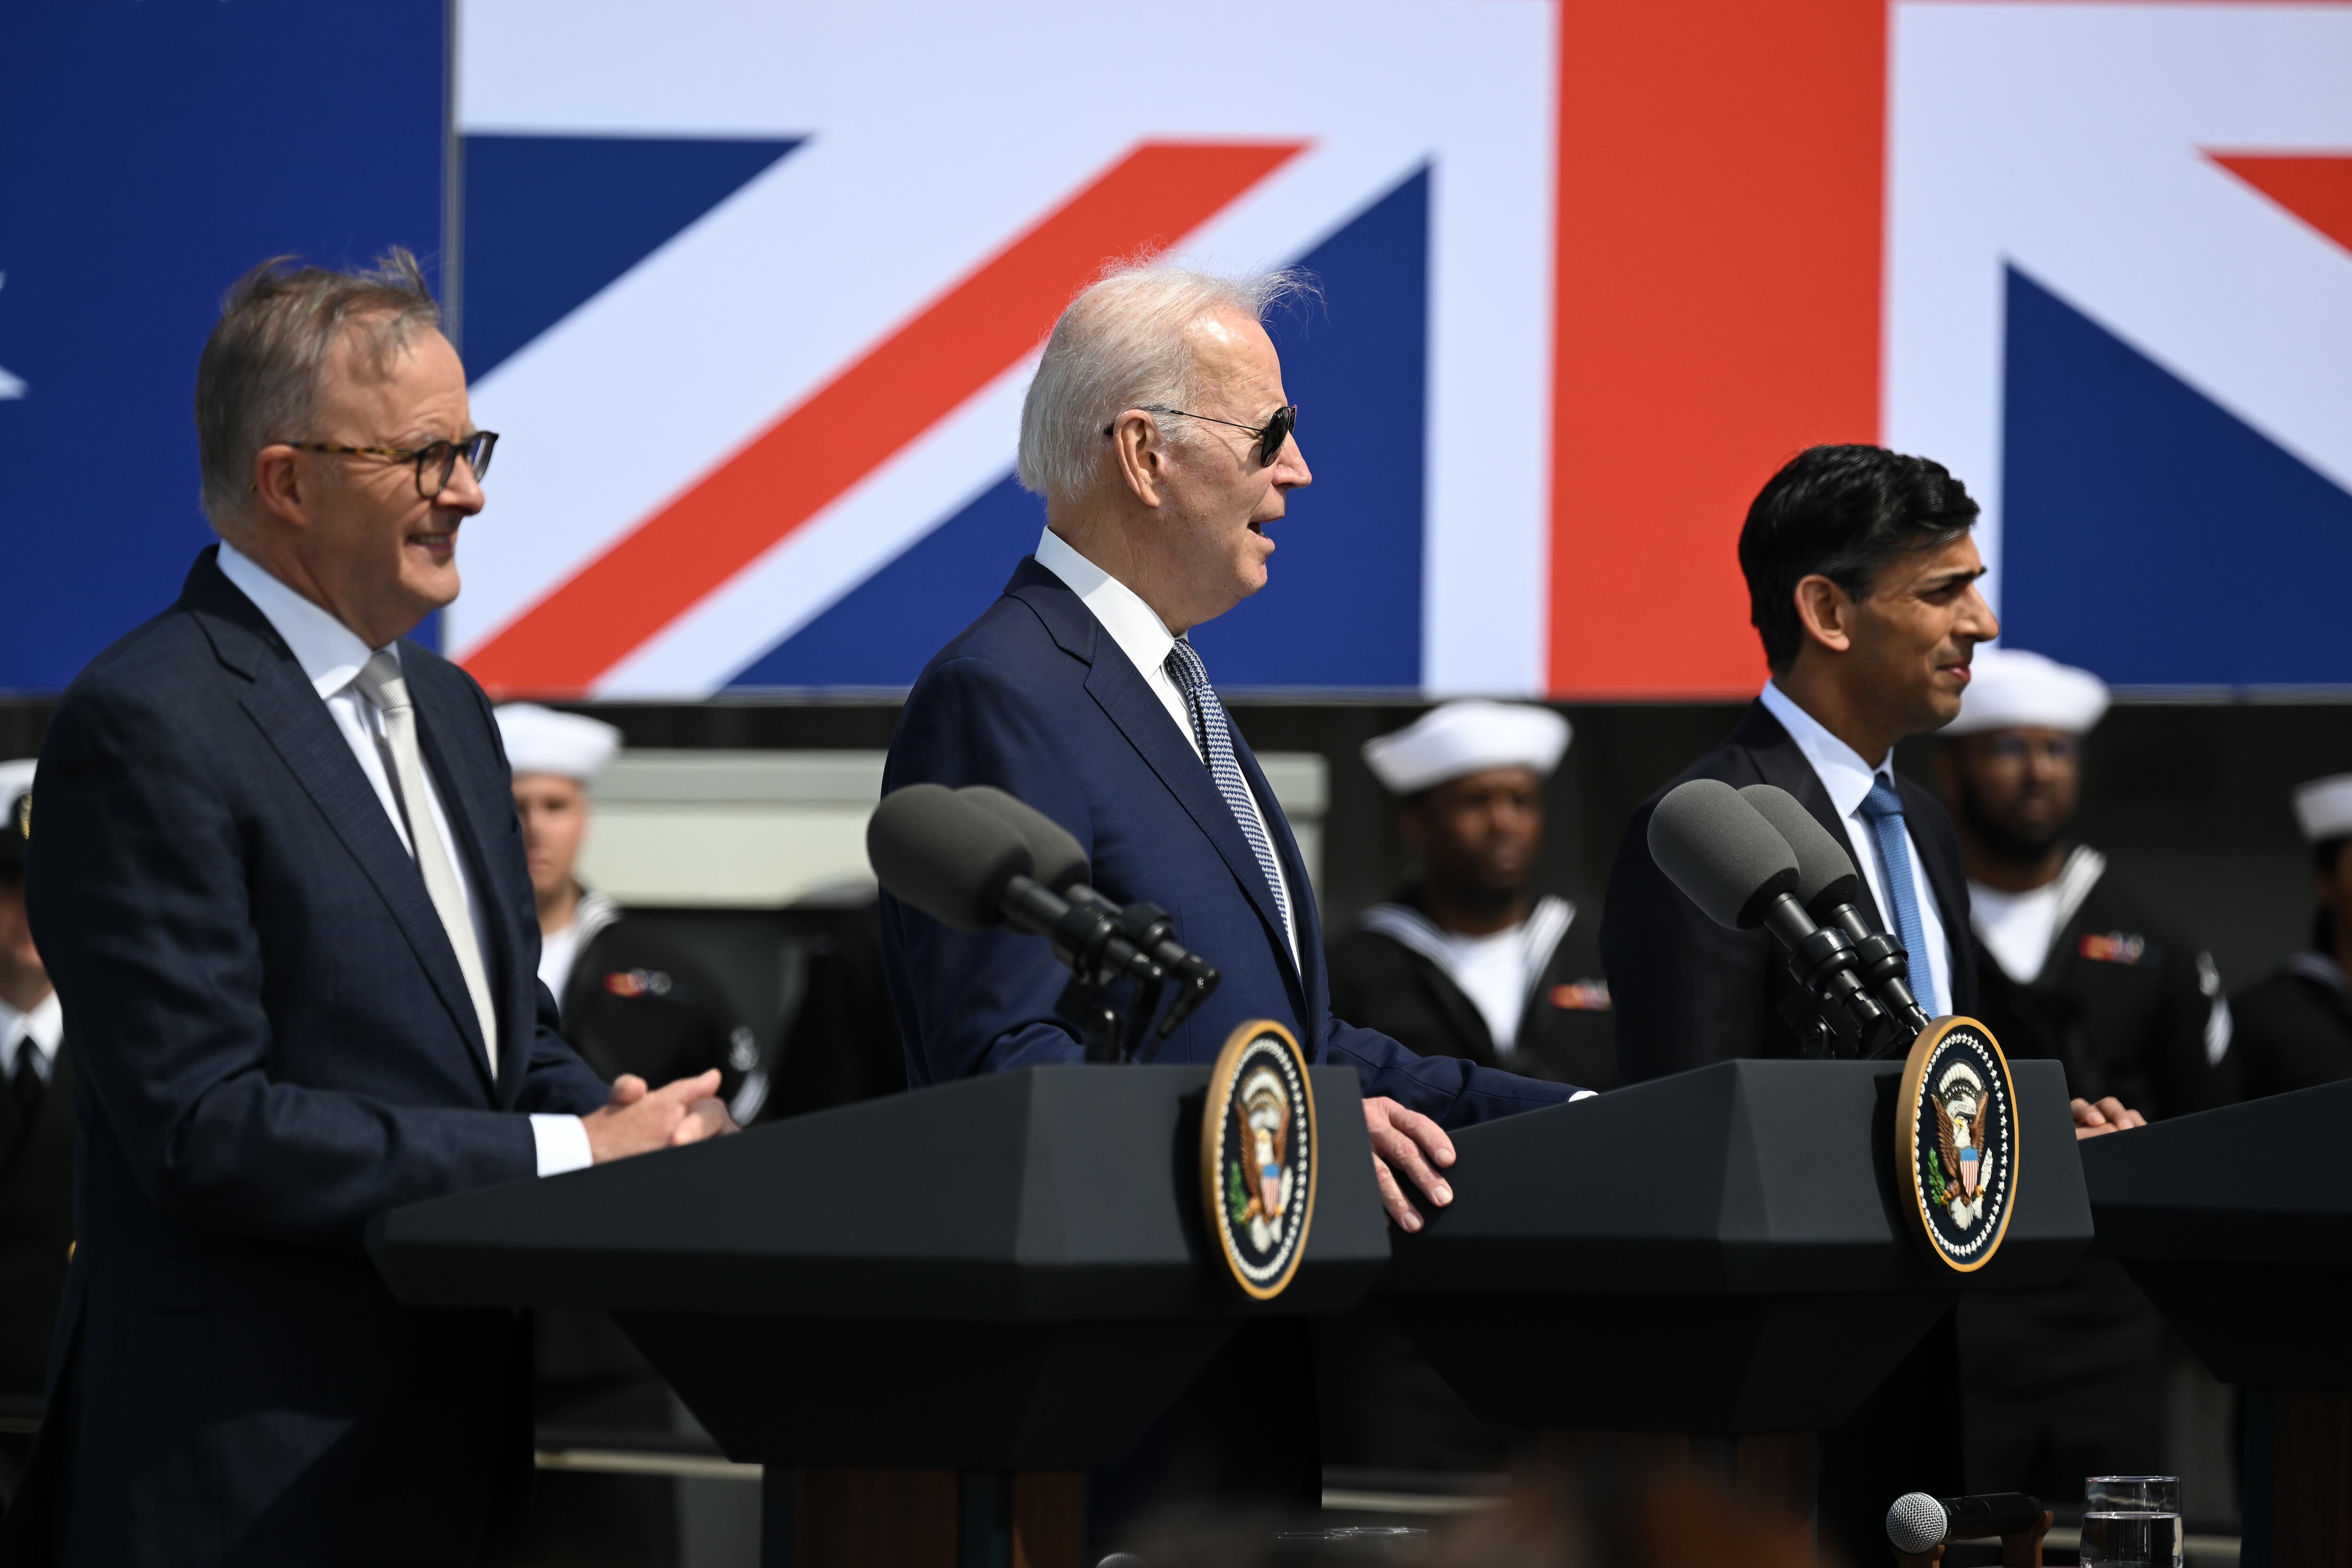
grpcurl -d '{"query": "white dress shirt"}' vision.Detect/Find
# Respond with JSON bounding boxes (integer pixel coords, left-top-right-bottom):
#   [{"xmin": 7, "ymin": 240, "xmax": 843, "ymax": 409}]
[
  {"xmin": 0, "ymin": 990, "xmax": 62, "ymax": 1087},
  {"xmin": 1032, "ymin": 528, "xmax": 1301, "ymax": 966},
  {"xmin": 215, "ymin": 542, "xmax": 591, "ymax": 1176},
  {"xmin": 1757, "ymin": 681, "xmax": 1953, "ymax": 1019}
]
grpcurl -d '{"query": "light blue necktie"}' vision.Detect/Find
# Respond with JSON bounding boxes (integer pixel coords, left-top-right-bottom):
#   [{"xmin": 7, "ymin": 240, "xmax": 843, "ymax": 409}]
[
  {"xmin": 1163, "ymin": 636, "xmax": 1293, "ymax": 945},
  {"xmin": 1859, "ymin": 774, "xmax": 1941, "ymax": 1018}
]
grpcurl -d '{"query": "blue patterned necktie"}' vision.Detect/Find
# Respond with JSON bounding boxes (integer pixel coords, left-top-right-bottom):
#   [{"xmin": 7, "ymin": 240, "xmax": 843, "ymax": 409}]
[
  {"xmin": 1859, "ymin": 774, "xmax": 1941, "ymax": 1017},
  {"xmin": 1163, "ymin": 636, "xmax": 1293, "ymax": 945}
]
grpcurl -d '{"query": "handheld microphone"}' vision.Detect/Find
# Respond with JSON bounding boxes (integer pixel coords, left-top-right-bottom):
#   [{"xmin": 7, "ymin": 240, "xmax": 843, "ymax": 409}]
[
  {"xmin": 1738, "ymin": 784, "xmax": 1933, "ymax": 1049},
  {"xmin": 955, "ymin": 786, "xmax": 1222, "ymax": 1045},
  {"xmin": 1647, "ymin": 781, "xmax": 1891, "ymax": 1054},
  {"xmin": 1885, "ymin": 1491, "xmax": 2045, "ymax": 1554},
  {"xmin": 866, "ymin": 785, "xmax": 1165, "ymax": 990}
]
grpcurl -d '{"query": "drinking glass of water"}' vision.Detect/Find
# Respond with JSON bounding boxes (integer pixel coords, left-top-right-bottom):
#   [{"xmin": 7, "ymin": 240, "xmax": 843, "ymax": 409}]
[{"xmin": 2082, "ymin": 1475, "xmax": 2184, "ymax": 1568}]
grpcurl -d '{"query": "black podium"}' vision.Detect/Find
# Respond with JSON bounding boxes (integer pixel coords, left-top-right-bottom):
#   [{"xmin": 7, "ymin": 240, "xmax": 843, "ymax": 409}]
[
  {"xmin": 1379, "ymin": 1058, "xmax": 2093, "ymax": 1530},
  {"xmin": 2080, "ymin": 1080, "xmax": 2352, "ymax": 1568},
  {"xmin": 369, "ymin": 1065, "xmax": 1390, "ymax": 1568}
]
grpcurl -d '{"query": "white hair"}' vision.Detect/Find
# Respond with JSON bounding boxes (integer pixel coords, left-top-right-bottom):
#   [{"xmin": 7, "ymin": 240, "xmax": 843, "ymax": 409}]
[{"xmin": 1016, "ymin": 263, "xmax": 1315, "ymax": 505}]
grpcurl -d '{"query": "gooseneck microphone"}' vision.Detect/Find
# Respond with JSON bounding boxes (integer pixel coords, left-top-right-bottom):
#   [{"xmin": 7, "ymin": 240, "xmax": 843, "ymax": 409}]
[
  {"xmin": 1885, "ymin": 1491, "xmax": 2045, "ymax": 1555},
  {"xmin": 955, "ymin": 786, "xmax": 1221, "ymax": 1047},
  {"xmin": 866, "ymin": 784, "xmax": 1165, "ymax": 991},
  {"xmin": 1738, "ymin": 784, "xmax": 1934, "ymax": 1050},
  {"xmin": 1647, "ymin": 780, "xmax": 1894, "ymax": 1056}
]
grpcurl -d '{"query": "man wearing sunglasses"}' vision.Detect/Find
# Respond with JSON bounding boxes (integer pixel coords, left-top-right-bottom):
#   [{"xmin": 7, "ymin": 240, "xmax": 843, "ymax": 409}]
[
  {"xmin": 879, "ymin": 265, "xmax": 1583, "ymax": 1524},
  {"xmin": 5, "ymin": 252, "xmax": 731, "ymax": 1564}
]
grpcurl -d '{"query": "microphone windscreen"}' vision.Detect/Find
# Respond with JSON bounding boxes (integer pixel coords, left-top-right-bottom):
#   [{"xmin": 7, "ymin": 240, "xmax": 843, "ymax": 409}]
[
  {"xmin": 1739, "ymin": 784, "xmax": 1865, "ymax": 915},
  {"xmin": 957, "ymin": 785, "xmax": 1091, "ymax": 893},
  {"xmin": 1647, "ymin": 779, "xmax": 1799, "ymax": 930},
  {"xmin": 1886, "ymin": 1492, "xmax": 1947, "ymax": 1555},
  {"xmin": 867, "ymin": 783, "xmax": 1032, "ymax": 931}
]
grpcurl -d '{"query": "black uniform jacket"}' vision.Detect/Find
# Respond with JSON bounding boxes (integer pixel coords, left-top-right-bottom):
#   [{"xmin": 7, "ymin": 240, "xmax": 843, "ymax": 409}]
[
  {"xmin": 1327, "ymin": 891, "xmax": 1618, "ymax": 1091},
  {"xmin": 1971, "ymin": 849, "xmax": 2240, "ymax": 1119},
  {"xmin": 1601, "ymin": 701, "xmax": 1979, "ymax": 1084},
  {"xmin": 557, "ymin": 915, "xmax": 756, "ymax": 1117},
  {"xmin": 0, "ymin": 1040, "xmax": 71, "ymax": 1401},
  {"xmin": 2233, "ymin": 951, "xmax": 2352, "ymax": 1100}
]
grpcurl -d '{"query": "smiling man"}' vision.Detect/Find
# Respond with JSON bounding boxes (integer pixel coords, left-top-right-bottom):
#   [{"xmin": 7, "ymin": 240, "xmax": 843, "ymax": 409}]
[{"xmin": 6, "ymin": 253, "xmax": 729, "ymax": 1565}]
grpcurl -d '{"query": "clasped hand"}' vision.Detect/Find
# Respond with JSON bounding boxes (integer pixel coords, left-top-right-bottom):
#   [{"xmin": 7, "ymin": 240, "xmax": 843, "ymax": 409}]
[{"xmin": 584, "ymin": 1069, "xmax": 737, "ymax": 1164}]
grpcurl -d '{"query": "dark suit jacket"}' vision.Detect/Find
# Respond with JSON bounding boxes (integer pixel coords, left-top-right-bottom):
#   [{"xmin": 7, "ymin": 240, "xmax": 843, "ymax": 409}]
[
  {"xmin": 0, "ymin": 1042, "xmax": 72, "ymax": 1401},
  {"xmin": 2, "ymin": 549, "xmax": 609, "ymax": 1566},
  {"xmin": 1600, "ymin": 701, "xmax": 1979, "ymax": 1083},
  {"xmin": 880, "ymin": 559, "xmax": 1577, "ymax": 1126},
  {"xmin": 1597, "ymin": 699, "xmax": 1978, "ymax": 1562}
]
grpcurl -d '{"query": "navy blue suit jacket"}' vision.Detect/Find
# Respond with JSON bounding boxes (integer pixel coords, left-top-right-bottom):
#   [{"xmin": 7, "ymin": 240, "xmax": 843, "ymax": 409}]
[
  {"xmin": 2, "ymin": 549, "xmax": 608, "ymax": 1566},
  {"xmin": 880, "ymin": 558, "xmax": 1578, "ymax": 1127}
]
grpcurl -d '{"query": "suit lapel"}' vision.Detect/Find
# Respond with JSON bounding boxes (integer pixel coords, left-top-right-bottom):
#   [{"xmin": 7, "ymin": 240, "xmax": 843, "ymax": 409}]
[
  {"xmin": 1009, "ymin": 564, "xmax": 1302, "ymax": 991},
  {"xmin": 187, "ymin": 558, "xmax": 498, "ymax": 1094},
  {"xmin": 1898, "ymin": 774, "xmax": 1971, "ymax": 962},
  {"xmin": 407, "ymin": 653, "xmax": 527, "ymax": 1103},
  {"xmin": 1734, "ymin": 703, "xmax": 1893, "ymax": 934}
]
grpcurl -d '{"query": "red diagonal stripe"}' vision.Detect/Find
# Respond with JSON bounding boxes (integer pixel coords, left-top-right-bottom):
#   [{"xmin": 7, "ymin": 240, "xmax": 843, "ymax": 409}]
[
  {"xmin": 2209, "ymin": 152, "xmax": 2352, "ymax": 258},
  {"xmin": 463, "ymin": 140, "xmax": 1308, "ymax": 695}
]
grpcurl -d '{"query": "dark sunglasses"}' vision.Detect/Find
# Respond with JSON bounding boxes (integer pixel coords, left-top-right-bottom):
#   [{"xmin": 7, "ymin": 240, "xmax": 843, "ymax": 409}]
[{"xmin": 1103, "ymin": 404, "xmax": 1298, "ymax": 467}]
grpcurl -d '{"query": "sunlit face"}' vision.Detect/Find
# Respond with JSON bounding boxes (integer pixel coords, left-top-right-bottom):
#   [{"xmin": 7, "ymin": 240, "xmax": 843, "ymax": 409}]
[
  {"xmin": 275, "ymin": 325, "xmax": 483, "ymax": 648},
  {"xmin": 1153, "ymin": 309, "xmax": 1312, "ymax": 624},
  {"xmin": 511, "ymin": 772, "xmax": 590, "ymax": 903},
  {"xmin": 1836, "ymin": 533, "xmax": 2001, "ymax": 736}
]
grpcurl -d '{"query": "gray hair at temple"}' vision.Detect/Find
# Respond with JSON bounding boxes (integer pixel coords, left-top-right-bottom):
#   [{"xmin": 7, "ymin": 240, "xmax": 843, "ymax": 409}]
[
  {"xmin": 194, "ymin": 248, "xmax": 444, "ymax": 530},
  {"xmin": 1016, "ymin": 263, "xmax": 1315, "ymax": 507}
]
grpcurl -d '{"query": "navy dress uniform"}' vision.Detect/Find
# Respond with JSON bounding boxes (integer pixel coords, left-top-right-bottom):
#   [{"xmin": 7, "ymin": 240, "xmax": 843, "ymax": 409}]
[
  {"xmin": 1322, "ymin": 703, "xmax": 1609, "ymax": 1473},
  {"xmin": 2233, "ymin": 773, "xmax": 2352, "ymax": 1098},
  {"xmin": 0, "ymin": 762, "xmax": 71, "ymax": 1503},
  {"xmin": 1939, "ymin": 651, "xmax": 2238, "ymax": 1497}
]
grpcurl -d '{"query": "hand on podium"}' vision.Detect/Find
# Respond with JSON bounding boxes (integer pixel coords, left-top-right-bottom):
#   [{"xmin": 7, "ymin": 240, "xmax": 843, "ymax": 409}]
[
  {"xmin": 585, "ymin": 1069, "xmax": 738, "ymax": 1163},
  {"xmin": 2070, "ymin": 1095, "xmax": 2146, "ymax": 1141},
  {"xmin": 1362, "ymin": 1096, "xmax": 1455, "ymax": 1231}
]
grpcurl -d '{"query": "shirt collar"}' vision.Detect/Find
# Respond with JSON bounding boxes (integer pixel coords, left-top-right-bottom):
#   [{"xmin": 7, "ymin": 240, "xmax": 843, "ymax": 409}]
[
  {"xmin": 1757, "ymin": 679, "xmax": 1890, "ymax": 819},
  {"xmin": 215, "ymin": 538, "xmax": 395, "ymax": 701},
  {"xmin": 1033, "ymin": 528, "xmax": 1178, "ymax": 685},
  {"xmin": 0, "ymin": 990, "xmax": 62, "ymax": 1063}
]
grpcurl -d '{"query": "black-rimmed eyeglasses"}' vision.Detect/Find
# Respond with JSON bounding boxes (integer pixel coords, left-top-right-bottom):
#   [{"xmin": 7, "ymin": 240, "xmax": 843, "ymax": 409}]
[
  {"xmin": 284, "ymin": 431, "xmax": 499, "ymax": 499},
  {"xmin": 1102, "ymin": 404, "xmax": 1297, "ymax": 467}
]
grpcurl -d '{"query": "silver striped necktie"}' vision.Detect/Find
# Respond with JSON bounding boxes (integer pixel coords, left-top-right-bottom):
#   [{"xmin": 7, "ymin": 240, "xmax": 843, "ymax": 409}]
[{"xmin": 1163, "ymin": 635, "xmax": 1293, "ymax": 944}]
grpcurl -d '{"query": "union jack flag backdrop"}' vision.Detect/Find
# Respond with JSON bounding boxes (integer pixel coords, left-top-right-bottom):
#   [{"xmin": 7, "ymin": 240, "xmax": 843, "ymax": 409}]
[{"xmin": 4, "ymin": 1, "xmax": 2350, "ymax": 697}]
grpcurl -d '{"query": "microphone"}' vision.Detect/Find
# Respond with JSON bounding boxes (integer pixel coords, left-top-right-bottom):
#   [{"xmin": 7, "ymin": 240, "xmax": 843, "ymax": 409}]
[
  {"xmin": 1647, "ymin": 780, "xmax": 1891, "ymax": 1054},
  {"xmin": 1886, "ymin": 1492, "xmax": 2045, "ymax": 1554},
  {"xmin": 954, "ymin": 785, "xmax": 1222, "ymax": 1045},
  {"xmin": 866, "ymin": 784, "xmax": 1164, "ymax": 990},
  {"xmin": 1738, "ymin": 784, "xmax": 1934, "ymax": 1046}
]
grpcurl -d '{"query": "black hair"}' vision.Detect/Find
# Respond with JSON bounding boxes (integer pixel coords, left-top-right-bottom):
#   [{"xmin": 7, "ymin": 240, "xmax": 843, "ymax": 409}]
[{"xmin": 1737, "ymin": 445, "xmax": 1980, "ymax": 672}]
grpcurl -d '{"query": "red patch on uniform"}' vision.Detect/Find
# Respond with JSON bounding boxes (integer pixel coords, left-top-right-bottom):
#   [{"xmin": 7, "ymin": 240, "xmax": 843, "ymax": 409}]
[
  {"xmin": 604, "ymin": 971, "xmax": 645, "ymax": 998},
  {"xmin": 1551, "ymin": 980, "xmax": 1613, "ymax": 1012},
  {"xmin": 2078, "ymin": 932, "xmax": 2147, "ymax": 966}
]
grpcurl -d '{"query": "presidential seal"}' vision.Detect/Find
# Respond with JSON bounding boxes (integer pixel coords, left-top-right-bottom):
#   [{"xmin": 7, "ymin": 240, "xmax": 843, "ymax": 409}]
[
  {"xmin": 1895, "ymin": 1017, "xmax": 2020, "ymax": 1272},
  {"xmin": 1201, "ymin": 1020, "xmax": 1318, "ymax": 1300}
]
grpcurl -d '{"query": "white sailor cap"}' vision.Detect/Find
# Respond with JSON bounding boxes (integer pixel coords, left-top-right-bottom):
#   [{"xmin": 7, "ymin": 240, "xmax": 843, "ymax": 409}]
[
  {"xmin": 2295, "ymin": 774, "xmax": 2352, "ymax": 845},
  {"xmin": 1362, "ymin": 701, "xmax": 1571, "ymax": 796},
  {"xmin": 1943, "ymin": 648, "xmax": 2111, "ymax": 737},
  {"xmin": 0, "ymin": 759, "xmax": 32, "ymax": 811},
  {"xmin": 495, "ymin": 704, "xmax": 622, "ymax": 782}
]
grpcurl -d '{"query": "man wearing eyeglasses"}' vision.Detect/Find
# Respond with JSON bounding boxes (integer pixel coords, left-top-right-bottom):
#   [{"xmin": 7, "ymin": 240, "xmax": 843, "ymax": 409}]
[
  {"xmin": 1934, "ymin": 647, "xmax": 2235, "ymax": 1502},
  {"xmin": 3, "ymin": 252, "xmax": 731, "ymax": 1565},
  {"xmin": 879, "ymin": 265, "xmax": 1581, "ymax": 1523}
]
